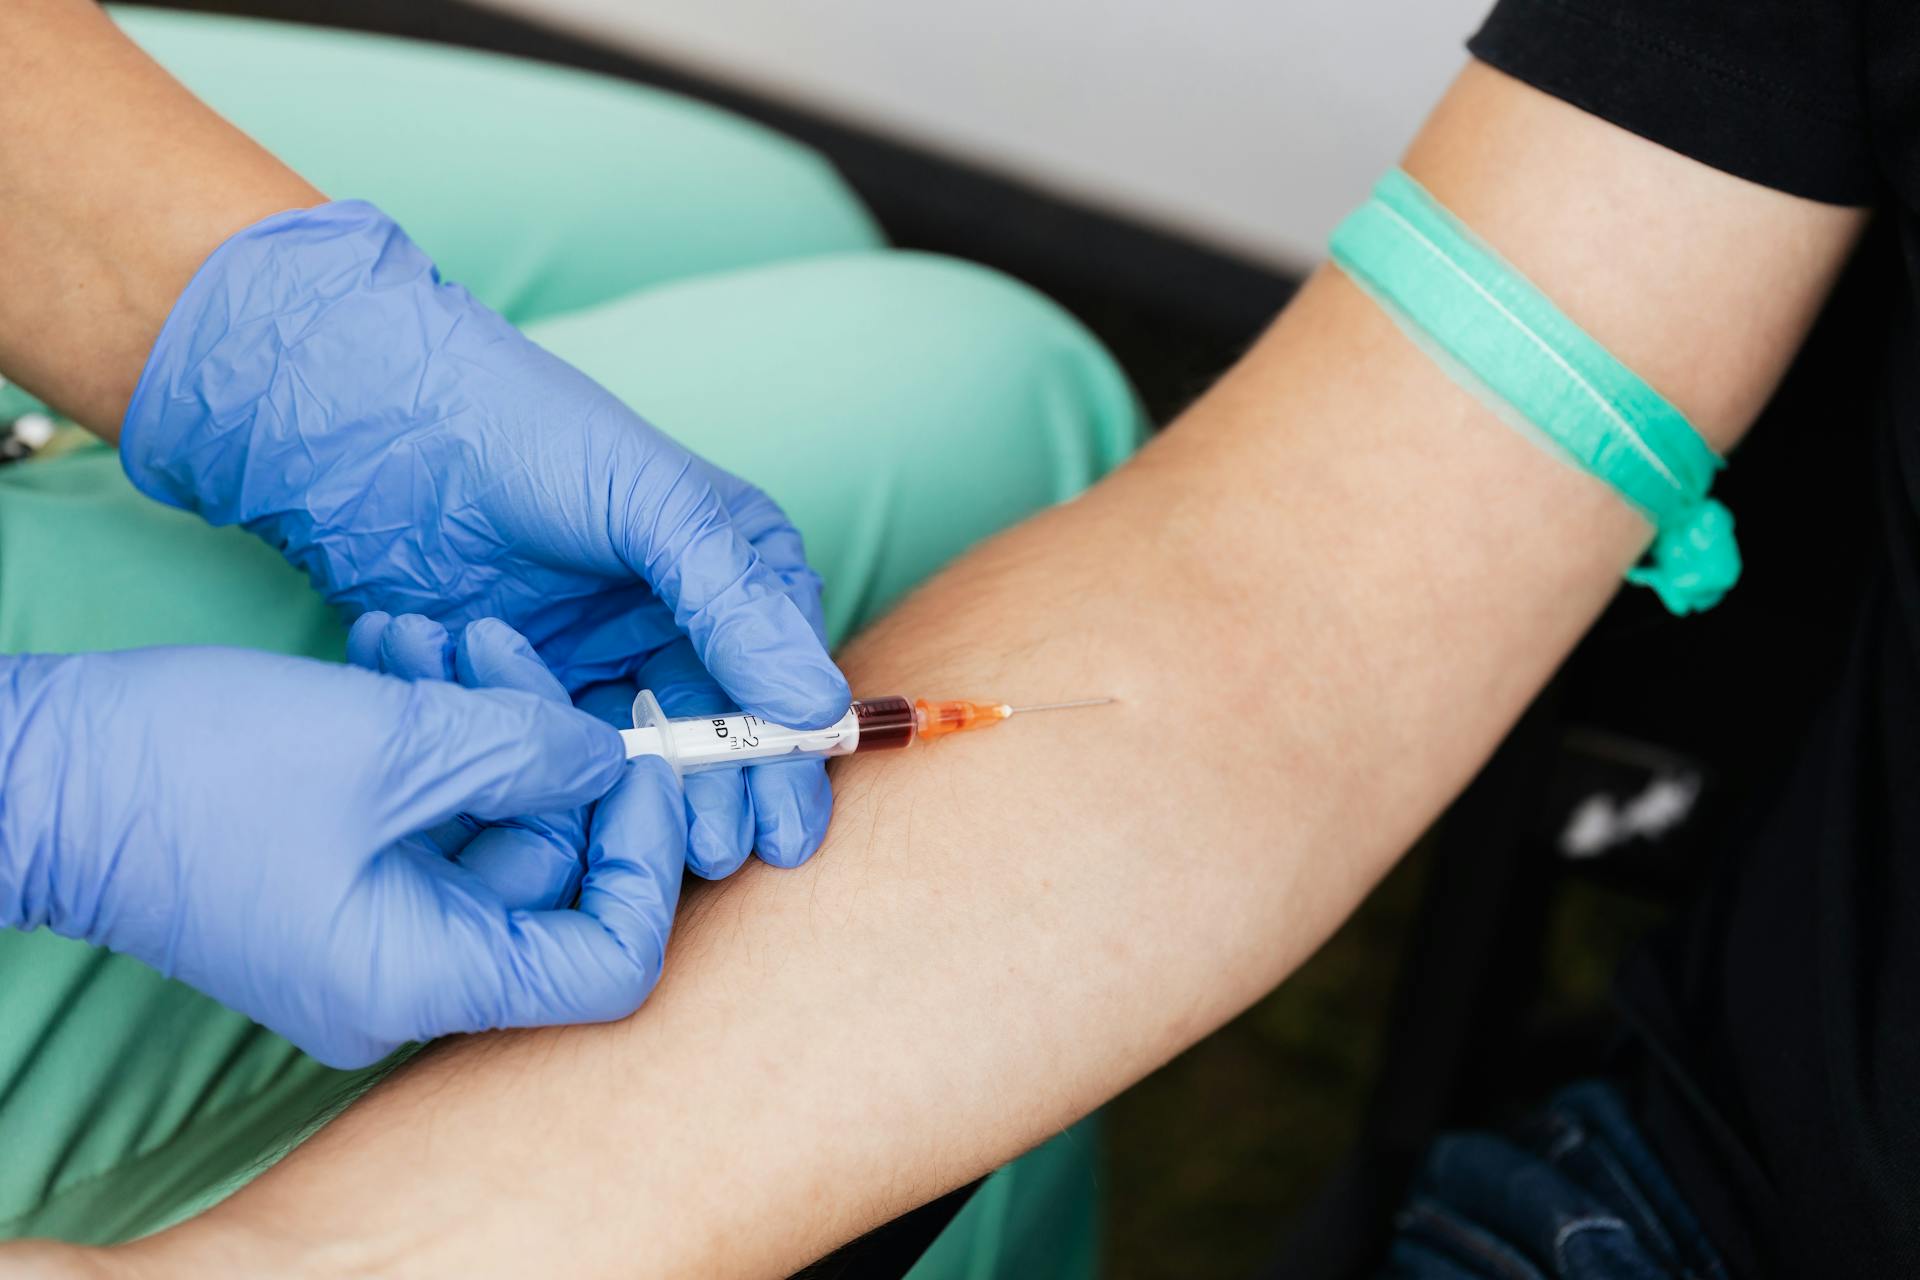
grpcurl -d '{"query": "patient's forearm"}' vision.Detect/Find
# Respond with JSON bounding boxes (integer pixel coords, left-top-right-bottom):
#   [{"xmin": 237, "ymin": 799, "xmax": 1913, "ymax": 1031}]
[
  {"xmin": 145, "ymin": 283, "xmax": 1605, "ymax": 1280},
  {"xmin": 112, "ymin": 66, "xmax": 1859, "ymax": 1280}
]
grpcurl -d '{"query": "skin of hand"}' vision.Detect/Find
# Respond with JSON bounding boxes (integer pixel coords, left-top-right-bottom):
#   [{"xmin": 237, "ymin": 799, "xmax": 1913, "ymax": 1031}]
[
  {"xmin": 0, "ymin": 0, "xmax": 846, "ymax": 877},
  {"xmin": 0, "ymin": 61, "xmax": 1868, "ymax": 1280},
  {"xmin": 0, "ymin": 0, "xmax": 321, "ymax": 431}
]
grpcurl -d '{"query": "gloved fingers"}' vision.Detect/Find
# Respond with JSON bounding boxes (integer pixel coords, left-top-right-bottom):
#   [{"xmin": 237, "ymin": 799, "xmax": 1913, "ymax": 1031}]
[
  {"xmin": 695, "ymin": 496, "xmax": 834, "ymax": 867},
  {"xmin": 746, "ymin": 758, "xmax": 833, "ymax": 869},
  {"xmin": 444, "ymin": 758, "xmax": 684, "ymax": 1032},
  {"xmin": 296, "ymin": 1025, "xmax": 395, "ymax": 1073},
  {"xmin": 447, "ymin": 619, "xmax": 592, "ymax": 906},
  {"xmin": 377, "ymin": 613, "xmax": 456, "ymax": 681},
  {"xmin": 345, "ymin": 610, "xmax": 393, "ymax": 671},
  {"xmin": 682, "ymin": 772, "xmax": 753, "ymax": 880},
  {"xmin": 745, "ymin": 525, "xmax": 830, "ymax": 647},
  {"xmin": 390, "ymin": 829, "xmax": 467, "ymax": 869},
  {"xmin": 355, "ymin": 616, "xmax": 594, "ymax": 898},
  {"xmin": 639, "ymin": 635, "xmax": 834, "ymax": 873},
  {"xmin": 623, "ymin": 465, "xmax": 848, "ymax": 730},
  {"xmin": 355, "ymin": 612, "xmax": 475, "ymax": 855},
  {"xmin": 317, "ymin": 754, "xmax": 666, "ymax": 1064},
  {"xmin": 549, "ymin": 756, "xmax": 686, "ymax": 1018},
  {"xmin": 718, "ymin": 478, "xmax": 833, "ymax": 646},
  {"xmin": 378, "ymin": 680, "xmax": 624, "ymax": 842},
  {"xmin": 456, "ymin": 825, "xmax": 583, "ymax": 910},
  {"xmin": 363, "ymin": 614, "xmax": 594, "ymax": 890},
  {"xmin": 637, "ymin": 640, "xmax": 752, "ymax": 879},
  {"xmin": 454, "ymin": 617, "xmax": 572, "ymax": 705},
  {"xmin": 354, "ymin": 613, "xmax": 577, "ymax": 700}
]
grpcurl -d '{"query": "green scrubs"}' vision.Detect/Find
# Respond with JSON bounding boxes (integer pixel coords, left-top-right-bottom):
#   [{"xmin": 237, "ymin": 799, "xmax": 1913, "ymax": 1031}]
[{"xmin": 0, "ymin": 11, "xmax": 1141, "ymax": 1274}]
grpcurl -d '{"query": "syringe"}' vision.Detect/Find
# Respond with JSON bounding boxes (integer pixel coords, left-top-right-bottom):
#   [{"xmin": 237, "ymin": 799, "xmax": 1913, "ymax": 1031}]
[{"xmin": 620, "ymin": 690, "xmax": 1113, "ymax": 781}]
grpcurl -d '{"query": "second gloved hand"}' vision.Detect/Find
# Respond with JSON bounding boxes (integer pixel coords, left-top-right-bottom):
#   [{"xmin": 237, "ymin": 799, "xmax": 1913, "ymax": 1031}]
[
  {"xmin": 0, "ymin": 640, "xmax": 683, "ymax": 1069},
  {"xmin": 118, "ymin": 200, "xmax": 844, "ymax": 873}
]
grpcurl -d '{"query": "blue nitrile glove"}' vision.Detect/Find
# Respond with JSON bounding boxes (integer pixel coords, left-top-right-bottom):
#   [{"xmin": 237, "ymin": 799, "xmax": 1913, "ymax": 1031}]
[
  {"xmin": 119, "ymin": 200, "xmax": 844, "ymax": 875},
  {"xmin": 349, "ymin": 611, "xmax": 828, "ymax": 880},
  {"xmin": 0, "ymin": 641, "xmax": 685, "ymax": 1070}
]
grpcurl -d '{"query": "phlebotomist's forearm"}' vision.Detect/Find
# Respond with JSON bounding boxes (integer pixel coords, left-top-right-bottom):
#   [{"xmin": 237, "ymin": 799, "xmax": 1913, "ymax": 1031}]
[{"xmin": 0, "ymin": 0, "xmax": 318, "ymax": 436}]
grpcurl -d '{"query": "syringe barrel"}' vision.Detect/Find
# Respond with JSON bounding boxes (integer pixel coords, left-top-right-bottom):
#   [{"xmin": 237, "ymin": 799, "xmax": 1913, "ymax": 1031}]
[{"xmin": 623, "ymin": 693, "xmax": 917, "ymax": 778}]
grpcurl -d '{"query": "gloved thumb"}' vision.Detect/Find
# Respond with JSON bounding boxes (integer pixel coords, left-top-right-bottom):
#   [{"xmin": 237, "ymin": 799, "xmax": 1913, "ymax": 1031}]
[
  {"xmin": 624, "ymin": 470, "xmax": 849, "ymax": 730},
  {"xmin": 373, "ymin": 678, "xmax": 627, "ymax": 844}
]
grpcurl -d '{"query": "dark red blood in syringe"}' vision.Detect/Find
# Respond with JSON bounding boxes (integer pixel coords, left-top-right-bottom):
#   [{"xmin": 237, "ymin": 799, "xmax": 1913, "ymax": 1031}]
[{"xmin": 852, "ymin": 696, "xmax": 916, "ymax": 751}]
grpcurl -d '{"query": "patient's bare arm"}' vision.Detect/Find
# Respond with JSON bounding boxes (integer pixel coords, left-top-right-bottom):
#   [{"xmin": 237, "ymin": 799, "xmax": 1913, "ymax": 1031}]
[{"xmin": 62, "ymin": 63, "xmax": 1859, "ymax": 1279}]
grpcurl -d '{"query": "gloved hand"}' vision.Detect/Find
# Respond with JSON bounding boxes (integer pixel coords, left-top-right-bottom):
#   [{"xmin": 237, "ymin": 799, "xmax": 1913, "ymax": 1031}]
[
  {"xmin": 0, "ymin": 632, "xmax": 685, "ymax": 1069},
  {"xmin": 348, "ymin": 611, "xmax": 678, "ymax": 906},
  {"xmin": 119, "ymin": 200, "xmax": 843, "ymax": 874}
]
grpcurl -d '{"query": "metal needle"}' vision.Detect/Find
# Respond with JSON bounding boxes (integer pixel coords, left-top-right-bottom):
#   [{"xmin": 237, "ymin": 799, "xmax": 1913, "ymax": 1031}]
[{"xmin": 1003, "ymin": 697, "xmax": 1116, "ymax": 716}]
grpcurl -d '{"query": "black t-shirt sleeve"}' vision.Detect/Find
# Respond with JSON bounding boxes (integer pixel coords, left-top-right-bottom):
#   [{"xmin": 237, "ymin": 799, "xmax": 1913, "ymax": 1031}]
[{"xmin": 1468, "ymin": 0, "xmax": 1877, "ymax": 205}]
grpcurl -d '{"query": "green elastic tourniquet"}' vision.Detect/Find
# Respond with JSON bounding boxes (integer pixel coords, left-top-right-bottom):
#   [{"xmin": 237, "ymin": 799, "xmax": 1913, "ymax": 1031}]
[{"xmin": 1329, "ymin": 169, "xmax": 1740, "ymax": 615}]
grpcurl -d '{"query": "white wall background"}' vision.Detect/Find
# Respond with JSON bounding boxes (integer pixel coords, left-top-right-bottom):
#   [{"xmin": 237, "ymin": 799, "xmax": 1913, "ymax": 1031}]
[{"xmin": 479, "ymin": 0, "xmax": 1491, "ymax": 270}]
